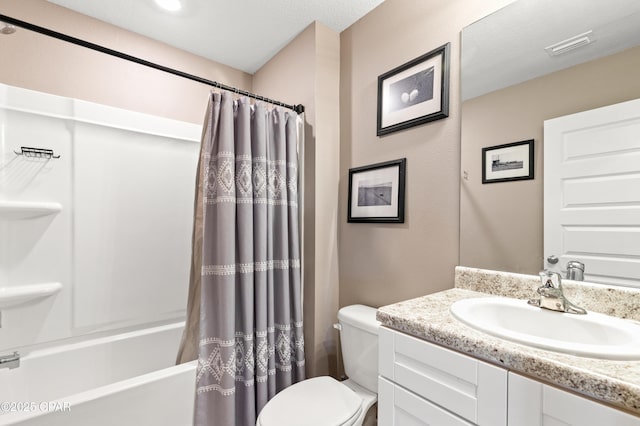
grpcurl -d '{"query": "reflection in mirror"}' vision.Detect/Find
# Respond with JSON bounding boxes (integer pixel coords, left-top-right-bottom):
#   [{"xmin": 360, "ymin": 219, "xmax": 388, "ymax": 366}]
[{"xmin": 459, "ymin": 0, "xmax": 640, "ymax": 287}]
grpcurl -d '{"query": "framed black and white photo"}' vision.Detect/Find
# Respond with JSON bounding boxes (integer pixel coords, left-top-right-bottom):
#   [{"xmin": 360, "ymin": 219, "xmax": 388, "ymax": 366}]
[
  {"xmin": 348, "ymin": 158, "xmax": 406, "ymax": 223},
  {"xmin": 377, "ymin": 43, "xmax": 450, "ymax": 136},
  {"xmin": 482, "ymin": 139, "xmax": 534, "ymax": 184}
]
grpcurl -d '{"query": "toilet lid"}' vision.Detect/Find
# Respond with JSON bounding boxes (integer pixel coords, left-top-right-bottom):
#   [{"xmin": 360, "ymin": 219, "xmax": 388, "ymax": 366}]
[{"xmin": 257, "ymin": 376, "xmax": 362, "ymax": 426}]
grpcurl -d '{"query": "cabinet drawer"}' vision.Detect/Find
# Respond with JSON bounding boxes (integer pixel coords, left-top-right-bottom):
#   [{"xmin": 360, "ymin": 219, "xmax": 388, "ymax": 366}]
[
  {"xmin": 379, "ymin": 327, "xmax": 507, "ymax": 426},
  {"xmin": 379, "ymin": 377, "xmax": 473, "ymax": 426}
]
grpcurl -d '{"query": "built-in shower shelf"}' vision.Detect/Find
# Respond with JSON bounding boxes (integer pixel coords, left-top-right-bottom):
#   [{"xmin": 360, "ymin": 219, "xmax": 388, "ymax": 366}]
[
  {"xmin": 0, "ymin": 282, "xmax": 63, "ymax": 309},
  {"xmin": 0, "ymin": 200, "xmax": 62, "ymax": 220}
]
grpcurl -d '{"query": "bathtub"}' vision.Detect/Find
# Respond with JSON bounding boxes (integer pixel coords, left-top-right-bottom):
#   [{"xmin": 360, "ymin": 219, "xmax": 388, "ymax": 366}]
[{"xmin": 0, "ymin": 322, "xmax": 196, "ymax": 426}]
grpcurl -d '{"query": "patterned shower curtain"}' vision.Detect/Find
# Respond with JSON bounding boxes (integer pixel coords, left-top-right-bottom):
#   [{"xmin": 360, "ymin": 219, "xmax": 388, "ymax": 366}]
[{"xmin": 177, "ymin": 91, "xmax": 305, "ymax": 426}]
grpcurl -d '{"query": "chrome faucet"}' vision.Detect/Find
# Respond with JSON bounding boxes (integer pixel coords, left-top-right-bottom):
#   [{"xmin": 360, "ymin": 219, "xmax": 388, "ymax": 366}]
[
  {"xmin": 0, "ymin": 351, "xmax": 20, "ymax": 369},
  {"xmin": 528, "ymin": 270, "xmax": 586, "ymax": 315},
  {"xmin": 566, "ymin": 260, "xmax": 585, "ymax": 281}
]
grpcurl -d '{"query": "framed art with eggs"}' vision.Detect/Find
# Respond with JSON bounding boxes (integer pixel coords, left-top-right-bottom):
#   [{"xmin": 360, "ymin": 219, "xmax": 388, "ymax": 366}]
[{"xmin": 376, "ymin": 42, "xmax": 450, "ymax": 136}]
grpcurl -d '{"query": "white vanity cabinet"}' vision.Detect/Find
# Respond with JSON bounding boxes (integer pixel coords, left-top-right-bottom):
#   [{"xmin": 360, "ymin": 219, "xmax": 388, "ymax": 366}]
[
  {"xmin": 378, "ymin": 327, "xmax": 640, "ymax": 426},
  {"xmin": 378, "ymin": 327, "xmax": 507, "ymax": 426},
  {"xmin": 508, "ymin": 372, "xmax": 640, "ymax": 426}
]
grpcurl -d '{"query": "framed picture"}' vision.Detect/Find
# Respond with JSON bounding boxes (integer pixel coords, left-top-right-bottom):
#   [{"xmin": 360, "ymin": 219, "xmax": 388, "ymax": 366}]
[
  {"xmin": 377, "ymin": 43, "xmax": 450, "ymax": 136},
  {"xmin": 348, "ymin": 158, "xmax": 406, "ymax": 223},
  {"xmin": 482, "ymin": 139, "xmax": 534, "ymax": 184}
]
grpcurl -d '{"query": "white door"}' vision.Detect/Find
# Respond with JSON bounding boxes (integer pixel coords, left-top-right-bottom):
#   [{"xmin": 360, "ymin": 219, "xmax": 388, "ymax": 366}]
[{"xmin": 544, "ymin": 98, "xmax": 640, "ymax": 288}]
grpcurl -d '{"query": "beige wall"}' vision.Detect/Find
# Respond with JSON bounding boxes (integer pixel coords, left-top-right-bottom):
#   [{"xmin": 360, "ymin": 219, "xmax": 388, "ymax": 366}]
[
  {"xmin": 253, "ymin": 23, "xmax": 341, "ymax": 378},
  {"xmin": 460, "ymin": 46, "xmax": 640, "ymax": 275},
  {"xmin": 338, "ymin": 0, "xmax": 514, "ymax": 309},
  {"xmin": 0, "ymin": 0, "xmax": 251, "ymax": 124}
]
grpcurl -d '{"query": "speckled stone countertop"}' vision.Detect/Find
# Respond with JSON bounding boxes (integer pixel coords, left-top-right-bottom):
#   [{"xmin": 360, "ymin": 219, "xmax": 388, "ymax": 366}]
[{"xmin": 377, "ymin": 266, "xmax": 640, "ymax": 415}]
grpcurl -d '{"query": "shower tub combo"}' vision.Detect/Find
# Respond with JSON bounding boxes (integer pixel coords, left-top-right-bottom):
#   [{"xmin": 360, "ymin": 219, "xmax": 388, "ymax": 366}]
[{"xmin": 0, "ymin": 84, "xmax": 201, "ymax": 425}]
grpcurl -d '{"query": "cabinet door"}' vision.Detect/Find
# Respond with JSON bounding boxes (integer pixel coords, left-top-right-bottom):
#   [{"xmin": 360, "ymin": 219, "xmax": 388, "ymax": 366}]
[
  {"xmin": 508, "ymin": 372, "xmax": 640, "ymax": 426},
  {"xmin": 379, "ymin": 377, "xmax": 474, "ymax": 426},
  {"xmin": 379, "ymin": 327, "xmax": 507, "ymax": 426}
]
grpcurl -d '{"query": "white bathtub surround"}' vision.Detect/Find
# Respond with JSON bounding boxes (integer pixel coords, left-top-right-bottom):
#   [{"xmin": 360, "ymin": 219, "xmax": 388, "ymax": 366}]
[
  {"xmin": 0, "ymin": 82, "xmax": 200, "ymax": 351},
  {"xmin": 179, "ymin": 92, "xmax": 305, "ymax": 426},
  {"xmin": 0, "ymin": 83, "xmax": 202, "ymax": 425},
  {"xmin": 377, "ymin": 266, "xmax": 640, "ymax": 415}
]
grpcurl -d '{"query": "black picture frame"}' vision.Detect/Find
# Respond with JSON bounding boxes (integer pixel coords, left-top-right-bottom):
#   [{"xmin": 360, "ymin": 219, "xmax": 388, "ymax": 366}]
[
  {"xmin": 482, "ymin": 139, "xmax": 534, "ymax": 184},
  {"xmin": 377, "ymin": 43, "xmax": 450, "ymax": 136},
  {"xmin": 348, "ymin": 158, "xmax": 406, "ymax": 223}
]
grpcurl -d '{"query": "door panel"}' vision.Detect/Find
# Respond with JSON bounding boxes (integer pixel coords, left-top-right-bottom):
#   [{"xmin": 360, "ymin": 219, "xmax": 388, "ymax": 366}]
[{"xmin": 544, "ymin": 98, "xmax": 640, "ymax": 288}]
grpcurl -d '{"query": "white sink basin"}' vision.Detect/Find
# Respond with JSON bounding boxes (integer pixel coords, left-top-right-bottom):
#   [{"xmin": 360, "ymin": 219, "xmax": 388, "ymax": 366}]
[{"xmin": 450, "ymin": 297, "xmax": 640, "ymax": 360}]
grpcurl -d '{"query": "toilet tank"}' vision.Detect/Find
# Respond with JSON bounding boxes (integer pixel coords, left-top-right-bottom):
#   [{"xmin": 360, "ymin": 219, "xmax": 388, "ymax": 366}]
[{"xmin": 338, "ymin": 305, "xmax": 380, "ymax": 394}]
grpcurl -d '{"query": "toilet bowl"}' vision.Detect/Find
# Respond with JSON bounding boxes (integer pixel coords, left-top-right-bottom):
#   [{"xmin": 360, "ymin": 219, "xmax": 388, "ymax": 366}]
[{"xmin": 256, "ymin": 305, "xmax": 380, "ymax": 426}]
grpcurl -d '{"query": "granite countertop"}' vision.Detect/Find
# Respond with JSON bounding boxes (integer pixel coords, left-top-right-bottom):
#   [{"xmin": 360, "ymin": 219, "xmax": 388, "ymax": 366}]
[{"xmin": 376, "ymin": 267, "xmax": 640, "ymax": 416}]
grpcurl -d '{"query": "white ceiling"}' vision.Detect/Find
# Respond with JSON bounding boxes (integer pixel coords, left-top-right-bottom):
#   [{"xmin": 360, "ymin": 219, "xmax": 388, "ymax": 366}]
[
  {"xmin": 47, "ymin": 0, "xmax": 385, "ymax": 74},
  {"xmin": 462, "ymin": 0, "xmax": 640, "ymax": 100}
]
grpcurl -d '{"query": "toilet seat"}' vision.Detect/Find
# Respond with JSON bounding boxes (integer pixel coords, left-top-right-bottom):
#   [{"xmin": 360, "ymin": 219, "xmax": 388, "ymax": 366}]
[{"xmin": 256, "ymin": 376, "xmax": 363, "ymax": 426}]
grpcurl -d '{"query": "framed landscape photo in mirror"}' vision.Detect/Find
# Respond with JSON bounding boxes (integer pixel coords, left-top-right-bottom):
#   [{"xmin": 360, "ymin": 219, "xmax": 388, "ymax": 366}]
[
  {"xmin": 377, "ymin": 43, "xmax": 450, "ymax": 136},
  {"xmin": 482, "ymin": 139, "xmax": 534, "ymax": 184},
  {"xmin": 348, "ymin": 158, "xmax": 406, "ymax": 223}
]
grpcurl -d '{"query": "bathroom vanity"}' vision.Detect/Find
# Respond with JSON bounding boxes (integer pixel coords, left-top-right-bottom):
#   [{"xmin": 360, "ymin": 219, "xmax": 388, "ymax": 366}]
[{"xmin": 377, "ymin": 267, "xmax": 640, "ymax": 426}]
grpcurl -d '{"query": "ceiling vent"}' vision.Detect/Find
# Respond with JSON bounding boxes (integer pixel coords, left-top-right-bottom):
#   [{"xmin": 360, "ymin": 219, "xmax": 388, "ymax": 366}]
[{"xmin": 545, "ymin": 31, "xmax": 594, "ymax": 56}]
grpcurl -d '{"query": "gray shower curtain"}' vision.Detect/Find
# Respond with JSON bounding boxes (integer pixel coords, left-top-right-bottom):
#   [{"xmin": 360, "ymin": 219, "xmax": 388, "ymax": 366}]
[{"xmin": 177, "ymin": 91, "xmax": 305, "ymax": 426}]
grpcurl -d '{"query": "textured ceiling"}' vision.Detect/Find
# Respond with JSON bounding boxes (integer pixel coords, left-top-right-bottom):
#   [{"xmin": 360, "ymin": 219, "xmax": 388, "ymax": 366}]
[
  {"xmin": 462, "ymin": 0, "xmax": 640, "ymax": 100},
  {"xmin": 47, "ymin": 0, "xmax": 385, "ymax": 74}
]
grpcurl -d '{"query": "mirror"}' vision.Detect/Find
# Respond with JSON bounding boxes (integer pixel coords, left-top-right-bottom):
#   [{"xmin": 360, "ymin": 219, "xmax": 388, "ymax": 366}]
[{"xmin": 460, "ymin": 0, "xmax": 640, "ymax": 285}]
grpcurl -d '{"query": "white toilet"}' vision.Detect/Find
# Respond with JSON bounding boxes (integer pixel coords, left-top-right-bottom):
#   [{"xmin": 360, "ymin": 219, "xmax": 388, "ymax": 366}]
[{"xmin": 256, "ymin": 304, "xmax": 380, "ymax": 426}]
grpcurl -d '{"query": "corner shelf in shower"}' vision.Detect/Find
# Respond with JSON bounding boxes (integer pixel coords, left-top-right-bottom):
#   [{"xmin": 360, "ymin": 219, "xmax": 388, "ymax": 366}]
[
  {"xmin": 0, "ymin": 200, "xmax": 63, "ymax": 220},
  {"xmin": 0, "ymin": 282, "xmax": 63, "ymax": 309}
]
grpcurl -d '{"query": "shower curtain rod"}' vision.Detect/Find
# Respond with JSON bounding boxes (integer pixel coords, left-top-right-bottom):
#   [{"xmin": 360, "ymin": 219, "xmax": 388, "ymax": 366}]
[{"xmin": 0, "ymin": 14, "xmax": 305, "ymax": 114}]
